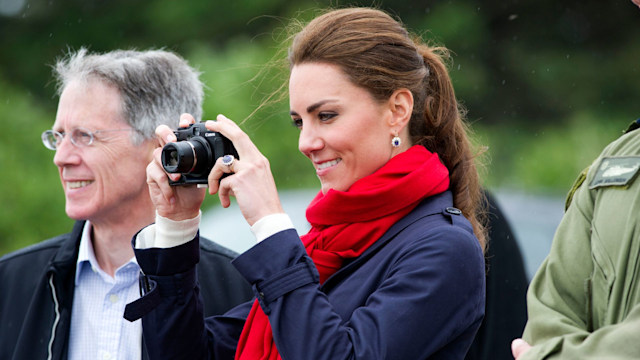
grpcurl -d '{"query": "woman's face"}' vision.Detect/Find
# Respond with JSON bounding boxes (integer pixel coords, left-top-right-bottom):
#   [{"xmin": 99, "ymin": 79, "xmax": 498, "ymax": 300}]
[{"xmin": 289, "ymin": 62, "xmax": 399, "ymax": 194}]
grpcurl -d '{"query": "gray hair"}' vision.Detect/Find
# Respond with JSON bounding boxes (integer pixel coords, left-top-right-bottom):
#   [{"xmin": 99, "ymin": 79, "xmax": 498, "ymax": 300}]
[{"xmin": 53, "ymin": 47, "xmax": 204, "ymax": 144}]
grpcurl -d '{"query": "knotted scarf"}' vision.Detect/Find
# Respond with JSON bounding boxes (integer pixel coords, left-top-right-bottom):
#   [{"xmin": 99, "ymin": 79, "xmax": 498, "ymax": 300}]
[{"xmin": 234, "ymin": 145, "xmax": 450, "ymax": 360}]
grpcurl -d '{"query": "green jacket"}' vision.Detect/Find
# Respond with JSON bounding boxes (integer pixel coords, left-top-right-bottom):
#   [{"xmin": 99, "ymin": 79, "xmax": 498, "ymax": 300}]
[{"xmin": 522, "ymin": 128, "xmax": 640, "ymax": 359}]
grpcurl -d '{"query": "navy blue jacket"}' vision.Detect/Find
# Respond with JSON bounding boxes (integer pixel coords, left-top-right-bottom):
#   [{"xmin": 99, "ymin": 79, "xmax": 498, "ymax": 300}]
[{"xmin": 127, "ymin": 191, "xmax": 486, "ymax": 359}]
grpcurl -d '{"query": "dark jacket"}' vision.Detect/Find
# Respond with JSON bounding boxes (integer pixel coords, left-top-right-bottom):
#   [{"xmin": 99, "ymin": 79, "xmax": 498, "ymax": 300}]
[
  {"xmin": 127, "ymin": 191, "xmax": 486, "ymax": 359},
  {"xmin": 465, "ymin": 190, "xmax": 529, "ymax": 360},
  {"xmin": 0, "ymin": 220, "xmax": 253, "ymax": 360}
]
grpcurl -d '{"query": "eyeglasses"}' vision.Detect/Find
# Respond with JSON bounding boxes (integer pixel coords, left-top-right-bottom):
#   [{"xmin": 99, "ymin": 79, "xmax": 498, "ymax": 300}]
[{"xmin": 41, "ymin": 127, "xmax": 134, "ymax": 150}]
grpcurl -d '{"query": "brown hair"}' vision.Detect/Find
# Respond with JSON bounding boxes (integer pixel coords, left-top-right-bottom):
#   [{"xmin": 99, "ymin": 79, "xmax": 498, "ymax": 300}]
[{"xmin": 288, "ymin": 7, "xmax": 487, "ymax": 250}]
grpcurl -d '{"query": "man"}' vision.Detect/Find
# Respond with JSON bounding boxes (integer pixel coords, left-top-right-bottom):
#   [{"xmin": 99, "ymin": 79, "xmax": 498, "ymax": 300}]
[
  {"xmin": 512, "ymin": 118, "xmax": 640, "ymax": 360},
  {"xmin": 511, "ymin": 3, "xmax": 640, "ymax": 359},
  {"xmin": 512, "ymin": 118, "xmax": 640, "ymax": 359},
  {"xmin": 0, "ymin": 48, "xmax": 252, "ymax": 360}
]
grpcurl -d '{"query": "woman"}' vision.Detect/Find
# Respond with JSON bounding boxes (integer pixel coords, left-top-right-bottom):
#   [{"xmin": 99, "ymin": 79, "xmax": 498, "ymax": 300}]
[{"xmin": 125, "ymin": 7, "xmax": 486, "ymax": 359}]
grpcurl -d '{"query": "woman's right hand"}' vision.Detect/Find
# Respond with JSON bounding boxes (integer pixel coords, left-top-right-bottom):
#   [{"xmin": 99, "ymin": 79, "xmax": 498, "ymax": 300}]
[{"xmin": 147, "ymin": 114, "xmax": 206, "ymax": 221}]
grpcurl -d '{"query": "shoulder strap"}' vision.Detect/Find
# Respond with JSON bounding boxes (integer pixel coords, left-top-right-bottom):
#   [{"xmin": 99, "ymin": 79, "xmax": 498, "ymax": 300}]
[{"xmin": 564, "ymin": 166, "xmax": 589, "ymax": 211}]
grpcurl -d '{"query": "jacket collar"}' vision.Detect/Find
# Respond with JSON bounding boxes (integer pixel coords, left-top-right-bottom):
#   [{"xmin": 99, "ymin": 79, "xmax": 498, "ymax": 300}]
[
  {"xmin": 322, "ymin": 191, "xmax": 453, "ymax": 288},
  {"xmin": 50, "ymin": 220, "xmax": 85, "ymax": 269},
  {"xmin": 47, "ymin": 221, "xmax": 85, "ymax": 298}
]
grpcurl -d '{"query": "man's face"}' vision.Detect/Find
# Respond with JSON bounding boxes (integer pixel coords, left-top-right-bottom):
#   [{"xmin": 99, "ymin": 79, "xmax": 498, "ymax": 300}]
[{"xmin": 51, "ymin": 79, "xmax": 154, "ymax": 224}]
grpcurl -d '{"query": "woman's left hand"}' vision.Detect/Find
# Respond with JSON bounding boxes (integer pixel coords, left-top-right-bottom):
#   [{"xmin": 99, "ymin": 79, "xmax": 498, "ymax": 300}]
[{"xmin": 205, "ymin": 114, "xmax": 284, "ymax": 226}]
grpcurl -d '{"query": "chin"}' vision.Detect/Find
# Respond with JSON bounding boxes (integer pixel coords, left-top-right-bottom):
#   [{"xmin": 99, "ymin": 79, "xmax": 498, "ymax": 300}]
[
  {"xmin": 320, "ymin": 182, "xmax": 347, "ymax": 194},
  {"xmin": 320, "ymin": 182, "xmax": 333, "ymax": 194},
  {"xmin": 65, "ymin": 205, "xmax": 93, "ymax": 221}
]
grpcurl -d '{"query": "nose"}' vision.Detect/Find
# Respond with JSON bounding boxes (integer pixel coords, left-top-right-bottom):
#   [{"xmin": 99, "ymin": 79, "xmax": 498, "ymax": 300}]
[
  {"xmin": 298, "ymin": 122, "xmax": 323, "ymax": 157},
  {"xmin": 53, "ymin": 135, "xmax": 81, "ymax": 167}
]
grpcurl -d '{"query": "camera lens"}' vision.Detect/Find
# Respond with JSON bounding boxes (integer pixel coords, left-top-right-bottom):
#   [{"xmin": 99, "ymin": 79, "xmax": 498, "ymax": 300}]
[
  {"xmin": 162, "ymin": 142, "xmax": 196, "ymax": 173},
  {"xmin": 165, "ymin": 149, "xmax": 179, "ymax": 167},
  {"xmin": 161, "ymin": 138, "xmax": 212, "ymax": 175}
]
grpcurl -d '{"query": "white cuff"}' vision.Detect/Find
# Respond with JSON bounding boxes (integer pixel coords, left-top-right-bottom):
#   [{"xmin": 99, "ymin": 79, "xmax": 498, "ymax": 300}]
[
  {"xmin": 135, "ymin": 211, "xmax": 201, "ymax": 249},
  {"xmin": 250, "ymin": 213, "xmax": 295, "ymax": 242}
]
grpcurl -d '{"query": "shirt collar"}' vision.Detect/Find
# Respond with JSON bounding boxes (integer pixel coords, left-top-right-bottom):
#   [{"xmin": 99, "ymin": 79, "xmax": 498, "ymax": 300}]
[{"xmin": 75, "ymin": 221, "xmax": 139, "ymax": 285}]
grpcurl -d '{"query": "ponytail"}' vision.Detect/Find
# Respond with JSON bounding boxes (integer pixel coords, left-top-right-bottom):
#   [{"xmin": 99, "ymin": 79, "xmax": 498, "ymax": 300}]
[{"xmin": 411, "ymin": 45, "xmax": 487, "ymax": 250}]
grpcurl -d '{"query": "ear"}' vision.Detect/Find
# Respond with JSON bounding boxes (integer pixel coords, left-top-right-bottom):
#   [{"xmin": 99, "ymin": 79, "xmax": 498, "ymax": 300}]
[{"xmin": 386, "ymin": 88, "xmax": 413, "ymax": 132}]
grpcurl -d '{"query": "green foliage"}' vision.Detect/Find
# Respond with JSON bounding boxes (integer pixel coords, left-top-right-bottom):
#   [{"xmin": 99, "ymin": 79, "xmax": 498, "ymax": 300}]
[
  {"xmin": 0, "ymin": 77, "xmax": 73, "ymax": 255},
  {"xmin": 477, "ymin": 112, "xmax": 629, "ymax": 192}
]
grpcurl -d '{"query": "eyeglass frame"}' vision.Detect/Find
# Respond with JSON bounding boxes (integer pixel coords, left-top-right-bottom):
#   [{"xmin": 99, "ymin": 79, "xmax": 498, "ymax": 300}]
[{"xmin": 41, "ymin": 127, "xmax": 136, "ymax": 150}]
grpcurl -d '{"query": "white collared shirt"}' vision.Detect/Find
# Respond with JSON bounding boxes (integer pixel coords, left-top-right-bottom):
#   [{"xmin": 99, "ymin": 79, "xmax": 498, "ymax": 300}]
[{"xmin": 68, "ymin": 222, "xmax": 142, "ymax": 360}]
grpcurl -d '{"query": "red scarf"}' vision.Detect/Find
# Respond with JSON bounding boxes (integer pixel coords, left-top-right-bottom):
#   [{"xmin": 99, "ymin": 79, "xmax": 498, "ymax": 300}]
[{"xmin": 234, "ymin": 145, "xmax": 449, "ymax": 360}]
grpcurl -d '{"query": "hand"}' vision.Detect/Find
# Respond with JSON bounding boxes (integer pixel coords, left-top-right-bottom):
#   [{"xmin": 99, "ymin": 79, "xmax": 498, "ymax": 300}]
[
  {"xmin": 633, "ymin": 0, "xmax": 640, "ymax": 8},
  {"xmin": 205, "ymin": 114, "xmax": 284, "ymax": 226},
  {"xmin": 146, "ymin": 114, "xmax": 206, "ymax": 221},
  {"xmin": 511, "ymin": 338, "xmax": 532, "ymax": 360}
]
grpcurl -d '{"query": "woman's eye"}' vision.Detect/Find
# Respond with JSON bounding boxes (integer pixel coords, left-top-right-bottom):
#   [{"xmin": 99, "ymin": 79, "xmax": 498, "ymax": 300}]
[
  {"xmin": 318, "ymin": 113, "xmax": 337, "ymax": 122},
  {"xmin": 291, "ymin": 118, "xmax": 303, "ymax": 129}
]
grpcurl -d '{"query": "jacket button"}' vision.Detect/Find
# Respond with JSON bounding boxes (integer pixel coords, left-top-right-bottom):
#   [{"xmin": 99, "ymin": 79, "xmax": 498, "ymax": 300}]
[{"xmin": 445, "ymin": 207, "xmax": 462, "ymax": 215}]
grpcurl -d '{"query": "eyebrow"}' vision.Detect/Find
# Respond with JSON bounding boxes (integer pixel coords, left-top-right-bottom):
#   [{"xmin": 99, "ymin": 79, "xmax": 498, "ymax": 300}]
[{"xmin": 290, "ymin": 99, "xmax": 338, "ymax": 116}]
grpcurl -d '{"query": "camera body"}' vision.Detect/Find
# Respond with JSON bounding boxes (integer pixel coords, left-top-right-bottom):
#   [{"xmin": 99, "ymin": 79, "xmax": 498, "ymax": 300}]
[{"xmin": 161, "ymin": 123, "xmax": 238, "ymax": 185}]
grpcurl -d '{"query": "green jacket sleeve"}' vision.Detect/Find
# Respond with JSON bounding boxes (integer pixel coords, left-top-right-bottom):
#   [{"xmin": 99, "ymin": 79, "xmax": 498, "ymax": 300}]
[{"xmin": 523, "ymin": 302, "xmax": 640, "ymax": 359}]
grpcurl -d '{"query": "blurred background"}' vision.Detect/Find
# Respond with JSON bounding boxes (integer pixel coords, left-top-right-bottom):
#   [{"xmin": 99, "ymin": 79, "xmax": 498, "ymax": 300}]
[{"xmin": 1, "ymin": 0, "xmax": 639, "ymax": 276}]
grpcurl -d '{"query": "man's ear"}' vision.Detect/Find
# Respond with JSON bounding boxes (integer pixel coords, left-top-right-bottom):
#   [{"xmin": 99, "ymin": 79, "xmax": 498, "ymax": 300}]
[{"xmin": 387, "ymin": 88, "xmax": 413, "ymax": 131}]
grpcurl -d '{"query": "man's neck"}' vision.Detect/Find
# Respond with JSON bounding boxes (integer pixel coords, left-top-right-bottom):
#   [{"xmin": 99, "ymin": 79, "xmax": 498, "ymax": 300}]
[{"xmin": 90, "ymin": 210, "xmax": 155, "ymax": 277}]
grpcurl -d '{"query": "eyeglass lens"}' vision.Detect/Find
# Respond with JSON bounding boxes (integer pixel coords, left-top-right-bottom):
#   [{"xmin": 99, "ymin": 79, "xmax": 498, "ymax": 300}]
[
  {"xmin": 42, "ymin": 127, "xmax": 133, "ymax": 150},
  {"xmin": 41, "ymin": 128, "xmax": 95, "ymax": 150}
]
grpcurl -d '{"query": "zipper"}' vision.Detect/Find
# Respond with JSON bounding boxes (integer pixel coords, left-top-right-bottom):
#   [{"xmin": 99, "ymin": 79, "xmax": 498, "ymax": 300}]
[{"xmin": 47, "ymin": 273, "xmax": 61, "ymax": 360}]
